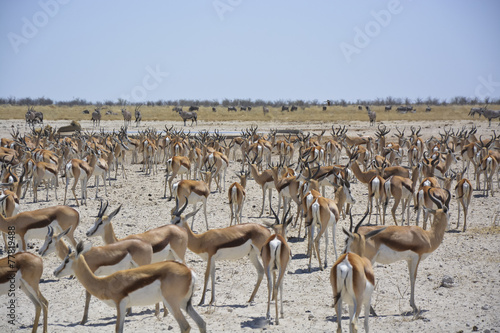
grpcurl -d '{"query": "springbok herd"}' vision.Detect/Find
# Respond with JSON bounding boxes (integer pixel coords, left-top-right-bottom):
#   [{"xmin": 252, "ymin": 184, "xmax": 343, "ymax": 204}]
[{"xmin": 1, "ymin": 119, "xmax": 499, "ymax": 333}]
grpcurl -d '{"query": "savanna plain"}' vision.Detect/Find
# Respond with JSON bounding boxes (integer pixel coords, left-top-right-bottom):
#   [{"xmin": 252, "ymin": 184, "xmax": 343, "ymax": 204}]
[{"xmin": 0, "ymin": 104, "xmax": 499, "ymax": 333}]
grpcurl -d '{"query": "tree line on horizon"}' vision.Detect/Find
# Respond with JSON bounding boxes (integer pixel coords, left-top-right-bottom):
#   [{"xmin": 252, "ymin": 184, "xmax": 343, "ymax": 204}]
[{"xmin": 0, "ymin": 95, "xmax": 498, "ymax": 108}]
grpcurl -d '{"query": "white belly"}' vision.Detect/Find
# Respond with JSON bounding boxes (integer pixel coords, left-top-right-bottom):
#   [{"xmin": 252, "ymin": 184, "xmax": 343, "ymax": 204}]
[
  {"xmin": 124, "ymin": 280, "xmax": 162, "ymax": 307},
  {"xmin": 94, "ymin": 253, "xmax": 134, "ymax": 276},
  {"xmin": 280, "ymin": 186, "xmax": 291, "ymax": 198},
  {"xmin": 187, "ymin": 192, "xmax": 205, "ymax": 205},
  {"xmin": 151, "ymin": 244, "xmax": 177, "ymax": 262},
  {"xmin": 24, "ymin": 220, "xmax": 61, "ymax": 242},
  {"xmin": 375, "ymin": 244, "xmax": 418, "ymax": 265},
  {"xmin": 178, "ymin": 165, "xmax": 189, "ymax": 175},
  {"xmin": 212, "ymin": 239, "xmax": 253, "ymax": 261}
]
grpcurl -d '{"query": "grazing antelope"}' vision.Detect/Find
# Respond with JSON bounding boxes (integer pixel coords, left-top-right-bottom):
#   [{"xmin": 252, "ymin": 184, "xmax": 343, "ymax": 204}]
[
  {"xmin": 39, "ymin": 226, "xmax": 153, "ymax": 324},
  {"xmin": 0, "ymin": 198, "xmax": 79, "ymax": 251},
  {"xmin": 354, "ymin": 191, "xmax": 451, "ymax": 314},
  {"xmin": 54, "ymin": 241, "xmax": 206, "ymax": 333},
  {"xmin": 228, "ymin": 171, "xmax": 249, "ymax": 225},
  {"xmin": 261, "ymin": 208, "xmax": 292, "ymax": 325},
  {"xmin": 0, "ymin": 252, "xmax": 48, "ymax": 333},
  {"xmin": 171, "ymin": 199, "xmax": 271, "ymax": 306},
  {"xmin": 164, "ymin": 155, "xmax": 191, "ymax": 200},
  {"xmin": 332, "ymin": 214, "xmax": 384, "ymax": 333},
  {"xmin": 306, "ymin": 178, "xmax": 356, "ymax": 271}
]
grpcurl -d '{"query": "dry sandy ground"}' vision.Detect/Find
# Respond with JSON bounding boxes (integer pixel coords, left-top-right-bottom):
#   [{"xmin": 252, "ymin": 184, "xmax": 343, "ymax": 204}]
[{"xmin": 0, "ymin": 119, "xmax": 499, "ymax": 333}]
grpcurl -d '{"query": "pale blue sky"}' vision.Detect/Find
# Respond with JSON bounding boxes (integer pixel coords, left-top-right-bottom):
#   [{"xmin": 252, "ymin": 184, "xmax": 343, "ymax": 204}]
[{"xmin": 1, "ymin": 0, "xmax": 499, "ymax": 103}]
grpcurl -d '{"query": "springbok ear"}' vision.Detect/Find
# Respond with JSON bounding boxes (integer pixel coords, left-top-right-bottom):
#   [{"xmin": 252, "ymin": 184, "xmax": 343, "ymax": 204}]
[
  {"xmin": 262, "ymin": 221, "xmax": 274, "ymax": 229},
  {"xmin": 57, "ymin": 227, "xmax": 72, "ymax": 240},
  {"xmin": 423, "ymin": 206, "xmax": 436, "ymax": 215},
  {"xmin": 365, "ymin": 227, "xmax": 386, "ymax": 240},
  {"xmin": 75, "ymin": 241, "xmax": 92, "ymax": 257},
  {"xmin": 342, "ymin": 227, "xmax": 352, "ymax": 238},
  {"xmin": 108, "ymin": 205, "xmax": 122, "ymax": 220},
  {"xmin": 185, "ymin": 207, "xmax": 201, "ymax": 220}
]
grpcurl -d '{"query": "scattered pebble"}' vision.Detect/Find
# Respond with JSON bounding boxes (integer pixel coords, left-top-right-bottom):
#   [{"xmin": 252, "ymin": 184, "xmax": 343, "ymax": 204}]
[{"xmin": 441, "ymin": 275, "xmax": 456, "ymax": 288}]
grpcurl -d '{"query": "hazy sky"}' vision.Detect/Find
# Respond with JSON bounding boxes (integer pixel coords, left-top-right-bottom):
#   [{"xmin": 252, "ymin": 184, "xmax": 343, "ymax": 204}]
[{"xmin": 1, "ymin": 0, "xmax": 499, "ymax": 103}]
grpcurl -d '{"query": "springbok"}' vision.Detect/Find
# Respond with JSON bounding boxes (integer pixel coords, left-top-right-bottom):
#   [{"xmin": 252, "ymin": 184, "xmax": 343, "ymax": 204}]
[
  {"xmin": 171, "ymin": 199, "xmax": 271, "ymax": 306},
  {"xmin": 331, "ymin": 213, "xmax": 385, "ymax": 333},
  {"xmin": 0, "ymin": 197, "xmax": 80, "ymax": 251},
  {"xmin": 261, "ymin": 208, "xmax": 292, "ymax": 325},
  {"xmin": 228, "ymin": 171, "xmax": 249, "ymax": 225},
  {"xmin": 1, "ymin": 252, "xmax": 48, "ymax": 333},
  {"xmin": 39, "ymin": 226, "xmax": 153, "ymax": 324},
  {"xmin": 353, "ymin": 190, "xmax": 451, "ymax": 314},
  {"xmin": 54, "ymin": 241, "xmax": 206, "ymax": 333}
]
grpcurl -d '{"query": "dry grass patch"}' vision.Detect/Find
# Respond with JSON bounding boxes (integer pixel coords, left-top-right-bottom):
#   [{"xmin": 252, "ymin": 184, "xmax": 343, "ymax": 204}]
[{"xmin": 1, "ymin": 104, "xmax": 498, "ymax": 123}]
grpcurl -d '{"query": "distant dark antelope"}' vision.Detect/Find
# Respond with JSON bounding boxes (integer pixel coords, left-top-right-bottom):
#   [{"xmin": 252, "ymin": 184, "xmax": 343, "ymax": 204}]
[
  {"xmin": 189, "ymin": 106, "xmax": 199, "ymax": 112},
  {"xmin": 121, "ymin": 108, "xmax": 132, "ymax": 127},
  {"xmin": 240, "ymin": 106, "xmax": 247, "ymax": 111},
  {"xmin": 178, "ymin": 110, "xmax": 197, "ymax": 126},
  {"xmin": 468, "ymin": 107, "xmax": 483, "ymax": 118},
  {"xmin": 212, "ymin": 107, "xmax": 217, "ymax": 112},
  {"xmin": 425, "ymin": 106, "xmax": 432, "ymax": 112},
  {"xmin": 481, "ymin": 107, "xmax": 500, "ymax": 127},
  {"xmin": 366, "ymin": 106, "xmax": 376, "ymax": 126},
  {"xmin": 281, "ymin": 106, "xmax": 289, "ymax": 112},
  {"xmin": 290, "ymin": 105, "xmax": 298, "ymax": 111},
  {"xmin": 25, "ymin": 106, "xmax": 43, "ymax": 128},
  {"xmin": 228, "ymin": 106, "xmax": 237, "ymax": 112},
  {"xmin": 25, "ymin": 106, "xmax": 36, "ymax": 129},
  {"xmin": 134, "ymin": 105, "xmax": 142, "ymax": 127},
  {"xmin": 385, "ymin": 105, "xmax": 392, "ymax": 111},
  {"xmin": 91, "ymin": 108, "xmax": 101, "ymax": 127},
  {"xmin": 397, "ymin": 106, "xmax": 413, "ymax": 113}
]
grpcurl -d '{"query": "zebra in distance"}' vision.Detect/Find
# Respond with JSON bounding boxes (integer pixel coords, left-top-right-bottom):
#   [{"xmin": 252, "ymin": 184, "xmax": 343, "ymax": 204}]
[
  {"xmin": 366, "ymin": 105, "xmax": 376, "ymax": 126},
  {"xmin": 178, "ymin": 109, "xmax": 197, "ymax": 126},
  {"xmin": 91, "ymin": 108, "xmax": 101, "ymax": 127},
  {"xmin": 135, "ymin": 105, "xmax": 142, "ymax": 127}
]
